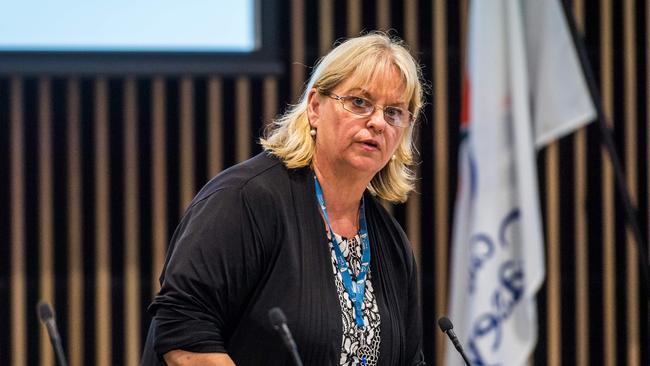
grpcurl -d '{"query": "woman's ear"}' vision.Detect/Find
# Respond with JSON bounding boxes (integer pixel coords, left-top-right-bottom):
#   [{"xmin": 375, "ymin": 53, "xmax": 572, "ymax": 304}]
[{"xmin": 306, "ymin": 88, "xmax": 321, "ymax": 129}]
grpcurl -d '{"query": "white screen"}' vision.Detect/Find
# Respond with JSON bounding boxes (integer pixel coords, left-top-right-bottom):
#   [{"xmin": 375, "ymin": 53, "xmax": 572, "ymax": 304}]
[{"xmin": 0, "ymin": 0, "xmax": 256, "ymax": 52}]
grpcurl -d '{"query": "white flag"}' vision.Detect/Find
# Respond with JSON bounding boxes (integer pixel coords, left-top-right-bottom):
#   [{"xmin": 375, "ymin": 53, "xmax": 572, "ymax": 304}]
[{"xmin": 445, "ymin": 0, "xmax": 595, "ymax": 365}]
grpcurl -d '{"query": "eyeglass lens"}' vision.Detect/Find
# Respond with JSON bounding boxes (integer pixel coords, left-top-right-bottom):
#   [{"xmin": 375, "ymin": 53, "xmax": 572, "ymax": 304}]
[{"xmin": 341, "ymin": 96, "xmax": 410, "ymax": 127}]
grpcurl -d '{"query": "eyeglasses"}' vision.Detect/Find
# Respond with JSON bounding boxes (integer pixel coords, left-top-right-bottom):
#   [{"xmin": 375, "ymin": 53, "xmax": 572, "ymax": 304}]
[{"xmin": 321, "ymin": 92, "xmax": 413, "ymax": 128}]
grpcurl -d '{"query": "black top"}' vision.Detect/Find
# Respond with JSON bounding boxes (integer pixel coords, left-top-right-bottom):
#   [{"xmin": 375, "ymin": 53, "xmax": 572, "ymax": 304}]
[{"xmin": 140, "ymin": 153, "xmax": 426, "ymax": 366}]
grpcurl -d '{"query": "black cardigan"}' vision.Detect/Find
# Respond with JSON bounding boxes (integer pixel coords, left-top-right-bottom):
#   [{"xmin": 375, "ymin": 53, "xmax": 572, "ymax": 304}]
[{"xmin": 141, "ymin": 153, "xmax": 426, "ymax": 365}]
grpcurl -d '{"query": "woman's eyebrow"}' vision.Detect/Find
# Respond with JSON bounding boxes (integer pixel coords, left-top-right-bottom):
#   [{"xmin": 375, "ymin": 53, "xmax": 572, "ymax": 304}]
[
  {"xmin": 344, "ymin": 88, "xmax": 407, "ymax": 107},
  {"xmin": 343, "ymin": 87, "xmax": 368, "ymax": 96}
]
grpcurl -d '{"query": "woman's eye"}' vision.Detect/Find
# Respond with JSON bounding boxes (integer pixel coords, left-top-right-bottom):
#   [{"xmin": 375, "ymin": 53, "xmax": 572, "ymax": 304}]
[
  {"xmin": 385, "ymin": 107, "xmax": 403, "ymax": 118},
  {"xmin": 351, "ymin": 97, "xmax": 369, "ymax": 107}
]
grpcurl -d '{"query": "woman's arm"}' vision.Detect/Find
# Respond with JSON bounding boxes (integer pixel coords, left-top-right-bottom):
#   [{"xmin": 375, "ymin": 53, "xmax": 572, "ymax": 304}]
[
  {"xmin": 164, "ymin": 350, "xmax": 236, "ymax": 366},
  {"xmin": 150, "ymin": 188, "xmax": 269, "ymax": 362}
]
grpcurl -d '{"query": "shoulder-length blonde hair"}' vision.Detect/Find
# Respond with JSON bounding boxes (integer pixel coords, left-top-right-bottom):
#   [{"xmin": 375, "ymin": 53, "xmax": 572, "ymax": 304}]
[{"xmin": 260, "ymin": 32, "xmax": 424, "ymax": 203}]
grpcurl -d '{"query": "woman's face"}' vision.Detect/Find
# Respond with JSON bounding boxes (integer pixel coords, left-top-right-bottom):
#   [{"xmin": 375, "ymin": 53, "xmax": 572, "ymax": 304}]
[{"xmin": 307, "ymin": 67, "xmax": 409, "ymax": 181}]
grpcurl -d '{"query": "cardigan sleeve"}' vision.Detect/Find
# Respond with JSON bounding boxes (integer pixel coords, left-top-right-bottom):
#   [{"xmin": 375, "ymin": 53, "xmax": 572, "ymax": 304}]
[{"xmin": 149, "ymin": 186, "xmax": 271, "ymax": 357}]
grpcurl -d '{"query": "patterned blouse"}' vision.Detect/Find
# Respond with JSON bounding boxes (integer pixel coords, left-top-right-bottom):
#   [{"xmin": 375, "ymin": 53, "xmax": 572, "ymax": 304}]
[{"xmin": 328, "ymin": 233, "xmax": 381, "ymax": 366}]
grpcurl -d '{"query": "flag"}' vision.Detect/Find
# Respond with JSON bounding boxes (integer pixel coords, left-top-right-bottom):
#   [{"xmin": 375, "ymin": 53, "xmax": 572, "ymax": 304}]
[{"xmin": 445, "ymin": 0, "xmax": 596, "ymax": 365}]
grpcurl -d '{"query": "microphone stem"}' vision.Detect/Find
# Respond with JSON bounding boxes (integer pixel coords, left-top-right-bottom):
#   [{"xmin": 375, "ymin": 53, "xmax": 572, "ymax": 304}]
[
  {"xmin": 454, "ymin": 341, "xmax": 471, "ymax": 366},
  {"xmin": 290, "ymin": 347, "xmax": 303, "ymax": 366},
  {"xmin": 46, "ymin": 323, "xmax": 68, "ymax": 366},
  {"xmin": 459, "ymin": 350, "xmax": 471, "ymax": 366},
  {"xmin": 54, "ymin": 343, "xmax": 68, "ymax": 366},
  {"xmin": 447, "ymin": 330, "xmax": 471, "ymax": 366}
]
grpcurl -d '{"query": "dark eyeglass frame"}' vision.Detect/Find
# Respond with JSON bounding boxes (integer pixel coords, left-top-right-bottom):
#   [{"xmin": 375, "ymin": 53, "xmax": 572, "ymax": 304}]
[{"xmin": 320, "ymin": 91, "xmax": 413, "ymax": 128}]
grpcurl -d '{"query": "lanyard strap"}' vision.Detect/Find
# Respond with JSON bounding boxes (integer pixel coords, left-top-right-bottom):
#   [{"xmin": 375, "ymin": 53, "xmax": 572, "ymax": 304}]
[{"xmin": 314, "ymin": 176, "xmax": 371, "ymax": 329}]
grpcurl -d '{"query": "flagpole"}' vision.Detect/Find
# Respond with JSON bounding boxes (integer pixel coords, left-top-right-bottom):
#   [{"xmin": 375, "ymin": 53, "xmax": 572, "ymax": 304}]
[{"xmin": 558, "ymin": 0, "xmax": 650, "ymax": 299}]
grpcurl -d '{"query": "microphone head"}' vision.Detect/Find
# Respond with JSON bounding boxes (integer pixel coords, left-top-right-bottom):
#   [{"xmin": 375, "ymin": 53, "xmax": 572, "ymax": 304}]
[
  {"xmin": 438, "ymin": 316, "xmax": 454, "ymax": 332},
  {"xmin": 268, "ymin": 307, "xmax": 287, "ymax": 328},
  {"xmin": 37, "ymin": 301, "xmax": 54, "ymax": 322}
]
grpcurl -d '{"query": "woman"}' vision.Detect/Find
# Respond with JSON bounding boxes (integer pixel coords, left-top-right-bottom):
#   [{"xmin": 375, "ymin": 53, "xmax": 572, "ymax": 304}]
[{"xmin": 141, "ymin": 32, "xmax": 427, "ymax": 366}]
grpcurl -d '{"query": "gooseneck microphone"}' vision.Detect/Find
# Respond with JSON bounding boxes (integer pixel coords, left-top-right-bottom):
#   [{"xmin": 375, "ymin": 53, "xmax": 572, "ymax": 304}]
[
  {"xmin": 438, "ymin": 316, "xmax": 471, "ymax": 366},
  {"xmin": 268, "ymin": 307, "xmax": 304, "ymax": 366},
  {"xmin": 37, "ymin": 301, "xmax": 69, "ymax": 366}
]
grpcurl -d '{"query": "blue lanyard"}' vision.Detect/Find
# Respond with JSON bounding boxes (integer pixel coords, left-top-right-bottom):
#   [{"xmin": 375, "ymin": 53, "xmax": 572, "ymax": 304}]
[{"xmin": 314, "ymin": 176, "xmax": 371, "ymax": 329}]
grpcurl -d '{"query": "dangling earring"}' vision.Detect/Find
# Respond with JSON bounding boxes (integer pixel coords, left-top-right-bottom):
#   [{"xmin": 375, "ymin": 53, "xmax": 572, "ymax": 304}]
[{"xmin": 310, "ymin": 128, "xmax": 317, "ymax": 137}]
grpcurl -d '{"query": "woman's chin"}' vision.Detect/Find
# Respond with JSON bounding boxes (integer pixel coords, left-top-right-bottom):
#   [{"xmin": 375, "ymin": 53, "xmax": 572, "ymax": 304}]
[{"xmin": 342, "ymin": 156, "xmax": 385, "ymax": 178}]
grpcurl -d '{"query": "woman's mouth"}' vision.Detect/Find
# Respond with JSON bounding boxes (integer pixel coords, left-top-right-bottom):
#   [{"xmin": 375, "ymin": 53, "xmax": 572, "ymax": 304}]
[{"xmin": 360, "ymin": 140, "xmax": 380, "ymax": 151}]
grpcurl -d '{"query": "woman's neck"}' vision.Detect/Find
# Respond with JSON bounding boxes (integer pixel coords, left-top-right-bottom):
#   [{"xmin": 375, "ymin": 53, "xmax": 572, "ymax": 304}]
[{"xmin": 312, "ymin": 158, "xmax": 370, "ymax": 237}]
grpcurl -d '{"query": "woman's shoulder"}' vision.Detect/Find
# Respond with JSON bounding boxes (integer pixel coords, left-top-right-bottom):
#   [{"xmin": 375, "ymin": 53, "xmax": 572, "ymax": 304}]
[{"xmin": 191, "ymin": 153, "xmax": 291, "ymax": 205}]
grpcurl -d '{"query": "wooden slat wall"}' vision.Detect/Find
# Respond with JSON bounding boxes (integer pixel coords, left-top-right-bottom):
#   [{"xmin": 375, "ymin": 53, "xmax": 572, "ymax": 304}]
[
  {"xmin": 93, "ymin": 78, "xmax": 111, "ymax": 366},
  {"xmin": 208, "ymin": 77, "xmax": 224, "ymax": 176},
  {"xmin": 545, "ymin": 141, "xmax": 561, "ymax": 365},
  {"xmin": 179, "ymin": 77, "xmax": 195, "ymax": 213},
  {"xmin": 600, "ymin": 0, "xmax": 617, "ymax": 365},
  {"xmin": 623, "ymin": 1, "xmax": 640, "ymax": 365},
  {"xmin": 432, "ymin": 1, "xmax": 450, "ymax": 364},
  {"xmin": 573, "ymin": 2, "xmax": 589, "ymax": 366},
  {"xmin": 151, "ymin": 77, "xmax": 167, "ymax": 298},
  {"xmin": 9, "ymin": 77, "xmax": 27, "ymax": 366},
  {"xmin": 235, "ymin": 77, "xmax": 252, "ymax": 163},
  {"xmin": 0, "ymin": 1, "xmax": 648, "ymax": 365},
  {"xmin": 37, "ymin": 78, "xmax": 54, "ymax": 366},
  {"xmin": 623, "ymin": 0, "xmax": 648, "ymax": 366},
  {"xmin": 123, "ymin": 77, "xmax": 141, "ymax": 366},
  {"xmin": 66, "ymin": 78, "xmax": 84, "ymax": 366}
]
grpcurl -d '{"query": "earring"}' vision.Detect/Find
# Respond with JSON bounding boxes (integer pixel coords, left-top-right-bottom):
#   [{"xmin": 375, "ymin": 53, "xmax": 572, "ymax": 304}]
[
  {"xmin": 391, "ymin": 155, "xmax": 396, "ymax": 161},
  {"xmin": 310, "ymin": 128, "xmax": 317, "ymax": 137}
]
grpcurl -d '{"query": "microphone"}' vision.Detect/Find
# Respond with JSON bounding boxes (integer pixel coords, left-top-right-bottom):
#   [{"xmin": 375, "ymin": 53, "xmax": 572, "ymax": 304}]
[
  {"xmin": 37, "ymin": 301, "xmax": 69, "ymax": 366},
  {"xmin": 438, "ymin": 316, "xmax": 471, "ymax": 366},
  {"xmin": 268, "ymin": 307, "xmax": 303, "ymax": 366}
]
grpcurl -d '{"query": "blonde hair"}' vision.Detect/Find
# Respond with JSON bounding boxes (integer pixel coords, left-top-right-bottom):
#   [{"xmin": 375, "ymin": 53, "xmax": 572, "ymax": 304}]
[{"xmin": 260, "ymin": 32, "xmax": 424, "ymax": 203}]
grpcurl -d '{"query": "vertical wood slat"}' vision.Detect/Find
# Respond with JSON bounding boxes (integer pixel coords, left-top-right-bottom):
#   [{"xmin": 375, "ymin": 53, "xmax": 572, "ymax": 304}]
[
  {"xmin": 460, "ymin": 0, "xmax": 469, "ymax": 70},
  {"xmin": 546, "ymin": 143, "xmax": 561, "ymax": 366},
  {"xmin": 404, "ymin": 0, "xmax": 421, "ymax": 270},
  {"xmin": 403, "ymin": 0, "xmax": 420, "ymax": 263},
  {"xmin": 180, "ymin": 77, "xmax": 195, "ymax": 213},
  {"xmin": 66, "ymin": 79, "xmax": 84, "ymax": 366},
  {"xmin": 376, "ymin": 0, "xmax": 390, "ymax": 31},
  {"xmin": 123, "ymin": 78, "xmax": 141, "ymax": 366},
  {"xmin": 404, "ymin": 0, "xmax": 418, "ymax": 53},
  {"xmin": 236, "ymin": 77, "xmax": 251, "ymax": 163},
  {"xmin": 574, "ymin": 129, "xmax": 589, "ymax": 366},
  {"xmin": 94, "ymin": 78, "xmax": 111, "ymax": 366},
  {"xmin": 602, "ymin": 98, "xmax": 617, "ymax": 363},
  {"xmin": 262, "ymin": 77, "xmax": 278, "ymax": 129},
  {"xmin": 623, "ymin": 0, "xmax": 640, "ymax": 364},
  {"xmin": 319, "ymin": 0, "xmax": 334, "ymax": 55},
  {"xmin": 647, "ymin": 0, "xmax": 650, "ymax": 274},
  {"xmin": 151, "ymin": 77, "xmax": 167, "ymax": 295},
  {"xmin": 405, "ymin": 199, "xmax": 421, "ymax": 268},
  {"xmin": 346, "ymin": 0, "xmax": 362, "ymax": 37},
  {"xmin": 10, "ymin": 77, "xmax": 27, "ymax": 366},
  {"xmin": 433, "ymin": 0, "xmax": 449, "ymax": 364},
  {"xmin": 38, "ymin": 78, "xmax": 55, "ymax": 366},
  {"xmin": 208, "ymin": 77, "xmax": 224, "ymax": 177},
  {"xmin": 402, "ymin": 5, "xmax": 421, "ymax": 331},
  {"xmin": 291, "ymin": 0, "xmax": 305, "ymax": 99},
  {"xmin": 600, "ymin": 0, "xmax": 617, "ymax": 364},
  {"xmin": 571, "ymin": 3, "xmax": 589, "ymax": 366}
]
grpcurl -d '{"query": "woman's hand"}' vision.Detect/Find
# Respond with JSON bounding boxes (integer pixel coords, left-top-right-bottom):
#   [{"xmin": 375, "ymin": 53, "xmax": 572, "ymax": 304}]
[{"xmin": 163, "ymin": 350, "xmax": 236, "ymax": 366}]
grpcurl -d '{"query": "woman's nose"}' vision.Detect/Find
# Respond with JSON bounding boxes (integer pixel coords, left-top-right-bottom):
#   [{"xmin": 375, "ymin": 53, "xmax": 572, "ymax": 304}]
[{"xmin": 366, "ymin": 109, "xmax": 387, "ymax": 133}]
